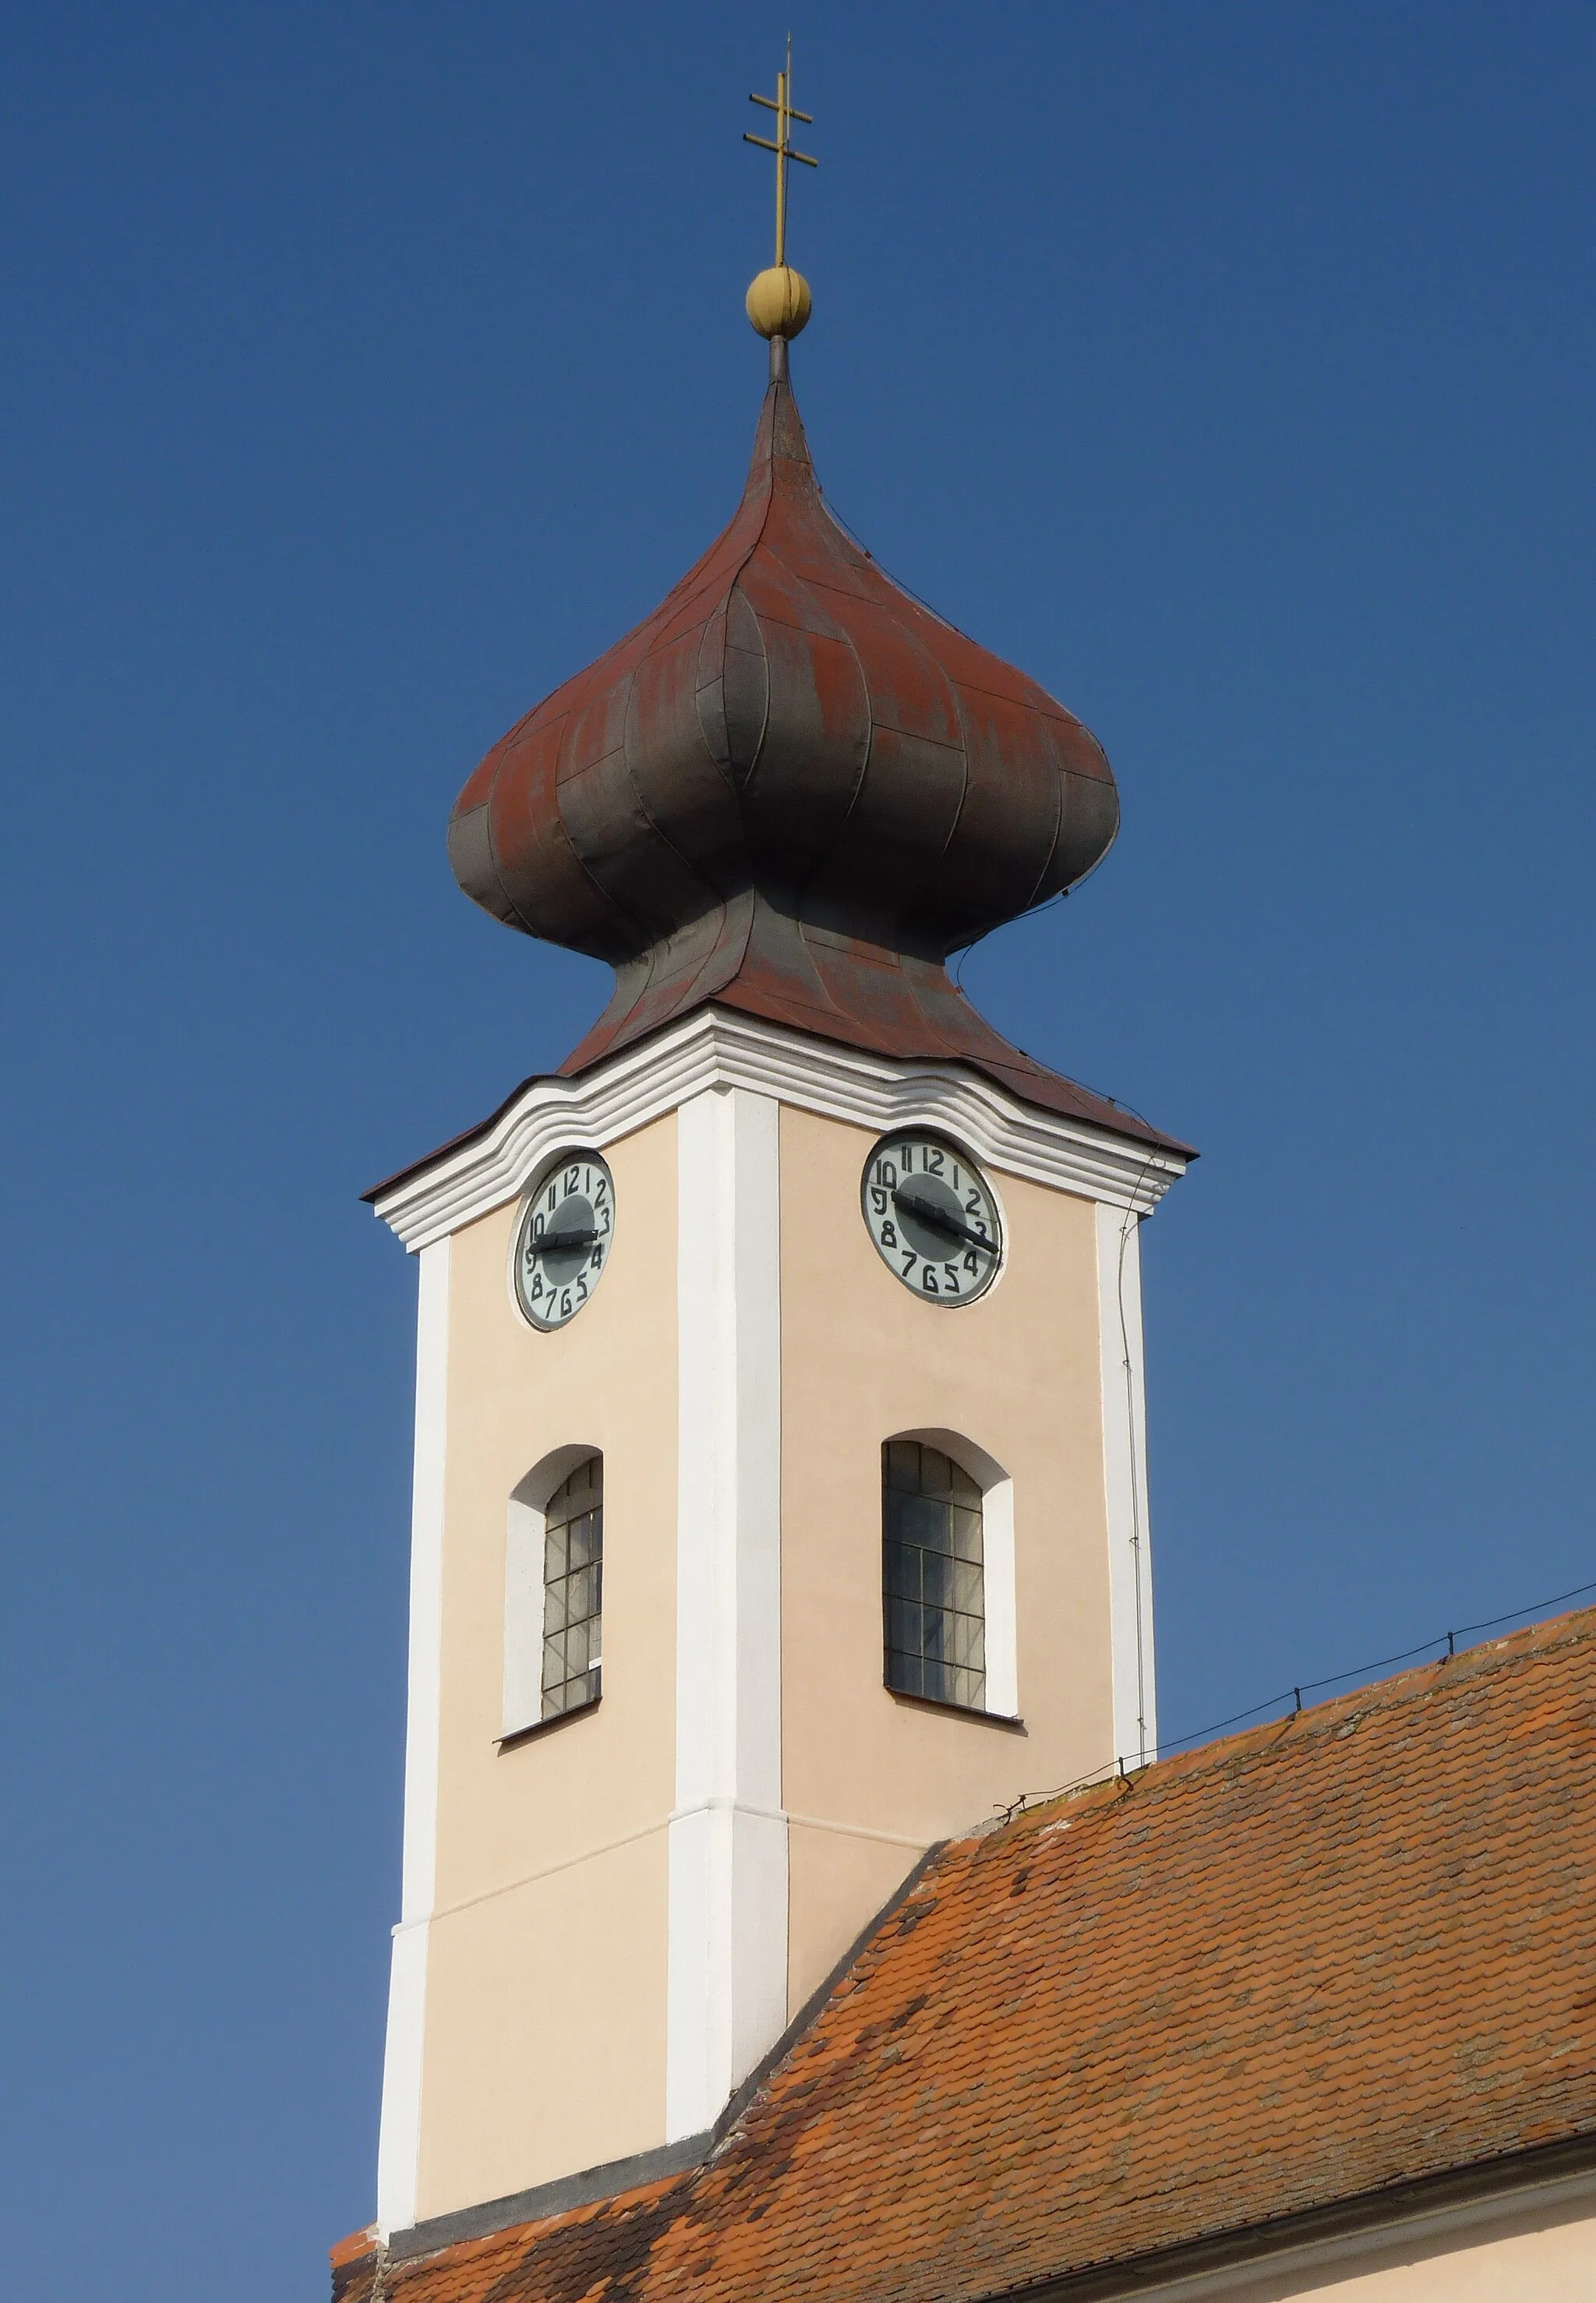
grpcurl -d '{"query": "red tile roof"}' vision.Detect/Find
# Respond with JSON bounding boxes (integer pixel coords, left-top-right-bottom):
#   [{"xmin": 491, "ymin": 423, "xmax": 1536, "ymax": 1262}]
[{"xmin": 333, "ymin": 1605, "xmax": 1596, "ymax": 2303}]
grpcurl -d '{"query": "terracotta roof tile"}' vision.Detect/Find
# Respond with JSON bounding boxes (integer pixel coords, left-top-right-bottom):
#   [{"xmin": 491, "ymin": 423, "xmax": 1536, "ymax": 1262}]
[{"xmin": 333, "ymin": 1607, "xmax": 1596, "ymax": 2303}]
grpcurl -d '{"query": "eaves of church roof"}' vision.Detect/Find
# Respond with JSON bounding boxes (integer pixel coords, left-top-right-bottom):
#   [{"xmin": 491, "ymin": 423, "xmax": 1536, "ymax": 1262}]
[
  {"xmin": 331, "ymin": 1604, "xmax": 1596, "ymax": 2303},
  {"xmin": 357, "ymin": 1018, "xmax": 1192, "ymax": 1213}
]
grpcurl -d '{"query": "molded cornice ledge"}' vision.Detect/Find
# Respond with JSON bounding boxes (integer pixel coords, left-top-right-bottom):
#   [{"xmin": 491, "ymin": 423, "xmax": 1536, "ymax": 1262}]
[{"xmin": 369, "ymin": 1010, "xmax": 1188, "ymax": 1253}]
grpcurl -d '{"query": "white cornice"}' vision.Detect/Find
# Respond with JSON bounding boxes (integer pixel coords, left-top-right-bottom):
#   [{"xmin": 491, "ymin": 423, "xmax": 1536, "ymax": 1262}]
[{"xmin": 369, "ymin": 1010, "xmax": 1189, "ymax": 1252}]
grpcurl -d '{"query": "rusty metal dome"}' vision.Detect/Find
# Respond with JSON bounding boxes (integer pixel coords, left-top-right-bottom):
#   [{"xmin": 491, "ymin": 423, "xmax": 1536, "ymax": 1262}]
[{"xmin": 447, "ymin": 365, "xmax": 1170, "ymax": 1140}]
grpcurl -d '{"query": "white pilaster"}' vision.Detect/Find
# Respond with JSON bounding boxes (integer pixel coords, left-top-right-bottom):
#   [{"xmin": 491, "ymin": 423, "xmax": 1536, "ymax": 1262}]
[
  {"xmin": 666, "ymin": 1086, "xmax": 788, "ymax": 2142},
  {"xmin": 1096, "ymin": 1204, "xmax": 1156, "ymax": 1766},
  {"xmin": 376, "ymin": 1235, "xmax": 450, "ymax": 2235}
]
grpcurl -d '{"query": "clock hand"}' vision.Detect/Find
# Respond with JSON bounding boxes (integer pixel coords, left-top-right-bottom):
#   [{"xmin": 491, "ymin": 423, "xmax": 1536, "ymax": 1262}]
[
  {"xmin": 526, "ymin": 1226, "xmax": 601, "ymax": 1256},
  {"xmin": 890, "ymin": 1189, "xmax": 998, "ymax": 1256}
]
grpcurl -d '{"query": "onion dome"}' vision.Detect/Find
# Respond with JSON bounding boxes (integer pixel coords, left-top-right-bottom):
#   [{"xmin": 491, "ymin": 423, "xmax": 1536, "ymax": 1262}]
[{"xmin": 449, "ymin": 366, "xmax": 1173, "ymax": 1145}]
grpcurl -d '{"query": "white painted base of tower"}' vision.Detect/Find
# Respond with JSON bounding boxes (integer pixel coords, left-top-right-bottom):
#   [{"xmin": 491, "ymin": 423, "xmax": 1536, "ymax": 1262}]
[{"xmin": 665, "ymin": 1800, "xmax": 790, "ymax": 2141}]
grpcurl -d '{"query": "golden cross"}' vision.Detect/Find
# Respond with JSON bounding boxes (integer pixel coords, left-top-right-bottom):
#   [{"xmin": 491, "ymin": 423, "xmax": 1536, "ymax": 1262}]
[{"xmin": 743, "ymin": 34, "xmax": 817, "ymax": 268}]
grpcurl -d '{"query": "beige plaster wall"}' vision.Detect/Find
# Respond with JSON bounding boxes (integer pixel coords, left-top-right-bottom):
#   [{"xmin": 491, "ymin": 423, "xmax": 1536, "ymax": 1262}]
[
  {"xmin": 779, "ymin": 1104, "xmax": 1118, "ymax": 2011},
  {"xmin": 418, "ymin": 1833, "xmax": 669, "ymax": 2216},
  {"xmin": 411, "ymin": 1095, "xmax": 1141, "ymax": 2209},
  {"xmin": 415, "ymin": 1113, "xmax": 680, "ymax": 2221}
]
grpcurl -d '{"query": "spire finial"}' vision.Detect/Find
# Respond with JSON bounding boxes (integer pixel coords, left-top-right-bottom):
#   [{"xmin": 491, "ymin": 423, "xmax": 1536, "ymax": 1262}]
[{"xmin": 743, "ymin": 34, "xmax": 815, "ymax": 347}]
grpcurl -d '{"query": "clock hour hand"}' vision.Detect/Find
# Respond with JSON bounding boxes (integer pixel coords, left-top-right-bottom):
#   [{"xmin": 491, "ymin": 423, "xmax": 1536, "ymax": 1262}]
[
  {"xmin": 526, "ymin": 1226, "xmax": 600, "ymax": 1256},
  {"xmin": 890, "ymin": 1189, "xmax": 997, "ymax": 1256}
]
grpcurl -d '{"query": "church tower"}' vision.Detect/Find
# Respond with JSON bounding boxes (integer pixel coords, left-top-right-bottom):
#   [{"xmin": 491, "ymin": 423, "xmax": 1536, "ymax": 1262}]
[{"xmin": 364, "ymin": 85, "xmax": 1190, "ymax": 2246}]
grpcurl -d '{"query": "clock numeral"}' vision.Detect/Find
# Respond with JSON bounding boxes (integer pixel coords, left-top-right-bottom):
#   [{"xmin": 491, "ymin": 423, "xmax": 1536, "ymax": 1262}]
[
  {"xmin": 519, "ymin": 1153, "xmax": 615, "ymax": 1329},
  {"xmin": 863, "ymin": 1133, "xmax": 999, "ymax": 1307}
]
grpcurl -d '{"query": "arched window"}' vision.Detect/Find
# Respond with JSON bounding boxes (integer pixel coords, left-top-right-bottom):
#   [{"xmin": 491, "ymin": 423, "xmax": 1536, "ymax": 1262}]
[
  {"xmin": 503, "ymin": 1449, "xmax": 603, "ymax": 1740},
  {"xmin": 540, "ymin": 1456, "xmax": 603, "ymax": 1720},
  {"xmin": 883, "ymin": 1439, "xmax": 985, "ymax": 1711}
]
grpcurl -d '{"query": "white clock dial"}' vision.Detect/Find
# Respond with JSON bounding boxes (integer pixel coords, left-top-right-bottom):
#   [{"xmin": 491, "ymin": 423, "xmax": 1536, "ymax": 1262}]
[
  {"xmin": 861, "ymin": 1132, "xmax": 1003, "ymax": 1305},
  {"xmin": 513, "ymin": 1152, "xmax": 616, "ymax": 1330}
]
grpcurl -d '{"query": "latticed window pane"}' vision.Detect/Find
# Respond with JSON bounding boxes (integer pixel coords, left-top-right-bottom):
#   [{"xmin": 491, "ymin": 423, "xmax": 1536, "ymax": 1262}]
[
  {"xmin": 882, "ymin": 1442, "xmax": 985, "ymax": 1711},
  {"xmin": 885, "ymin": 1542, "xmax": 919, "ymax": 1601},
  {"xmin": 542, "ymin": 1456, "xmax": 603, "ymax": 1722}
]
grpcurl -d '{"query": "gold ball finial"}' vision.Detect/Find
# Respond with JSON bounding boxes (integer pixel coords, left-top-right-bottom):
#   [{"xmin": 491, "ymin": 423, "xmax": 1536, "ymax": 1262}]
[{"xmin": 746, "ymin": 264, "xmax": 812, "ymax": 340}]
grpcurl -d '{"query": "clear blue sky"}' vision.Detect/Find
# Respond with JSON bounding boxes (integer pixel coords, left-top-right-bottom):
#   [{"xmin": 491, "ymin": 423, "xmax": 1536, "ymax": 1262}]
[{"xmin": 2, "ymin": 5, "xmax": 1592, "ymax": 2294}]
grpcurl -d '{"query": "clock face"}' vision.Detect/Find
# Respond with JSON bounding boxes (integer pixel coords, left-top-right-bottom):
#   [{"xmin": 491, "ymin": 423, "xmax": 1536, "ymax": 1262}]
[
  {"xmin": 861, "ymin": 1132, "xmax": 1003, "ymax": 1305},
  {"xmin": 513, "ymin": 1152, "xmax": 616, "ymax": 1330}
]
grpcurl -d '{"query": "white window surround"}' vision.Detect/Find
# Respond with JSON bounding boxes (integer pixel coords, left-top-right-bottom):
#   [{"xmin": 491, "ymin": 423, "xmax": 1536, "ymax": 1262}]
[
  {"xmin": 369, "ymin": 1008, "xmax": 1187, "ymax": 1256},
  {"xmin": 503, "ymin": 1445, "xmax": 603, "ymax": 1740},
  {"xmin": 890, "ymin": 1428, "xmax": 1019, "ymax": 1721}
]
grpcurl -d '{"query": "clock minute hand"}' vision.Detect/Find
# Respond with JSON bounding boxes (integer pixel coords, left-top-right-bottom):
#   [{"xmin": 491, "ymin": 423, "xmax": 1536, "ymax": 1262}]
[
  {"xmin": 527, "ymin": 1226, "xmax": 600, "ymax": 1256},
  {"xmin": 890, "ymin": 1188, "xmax": 997, "ymax": 1256}
]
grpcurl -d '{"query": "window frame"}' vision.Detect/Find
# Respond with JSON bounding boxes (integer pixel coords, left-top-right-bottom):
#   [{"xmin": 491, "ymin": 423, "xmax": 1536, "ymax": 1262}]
[
  {"xmin": 881, "ymin": 1428, "xmax": 1019, "ymax": 1721},
  {"xmin": 502, "ymin": 1443, "xmax": 604, "ymax": 1743}
]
